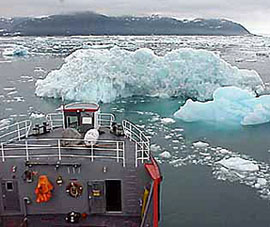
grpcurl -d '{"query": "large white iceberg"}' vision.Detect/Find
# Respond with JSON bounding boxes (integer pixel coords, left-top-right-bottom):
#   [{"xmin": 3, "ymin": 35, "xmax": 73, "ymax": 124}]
[
  {"xmin": 174, "ymin": 86, "xmax": 270, "ymax": 126},
  {"xmin": 35, "ymin": 47, "xmax": 263, "ymax": 103}
]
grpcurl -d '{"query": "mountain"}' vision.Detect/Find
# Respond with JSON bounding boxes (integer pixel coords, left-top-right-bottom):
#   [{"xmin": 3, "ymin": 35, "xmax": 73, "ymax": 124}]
[{"xmin": 0, "ymin": 12, "xmax": 250, "ymax": 36}]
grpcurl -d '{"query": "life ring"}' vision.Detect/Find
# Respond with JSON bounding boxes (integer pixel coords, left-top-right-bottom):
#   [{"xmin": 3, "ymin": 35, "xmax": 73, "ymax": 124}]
[{"xmin": 66, "ymin": 181, "xmax": 83, "ymax": 198}]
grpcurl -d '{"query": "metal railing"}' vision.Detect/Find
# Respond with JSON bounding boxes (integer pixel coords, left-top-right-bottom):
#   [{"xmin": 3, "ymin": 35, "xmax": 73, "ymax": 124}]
[
  {"xmin": 0, "ymin": 138, "xmax": 125, "ymax": 166},
  {"xmin": 46, "ymin": 112, "xmax": 115, "ymax": 129},
  {"xmin": 0, "ymin": 120, "xmax": 32, "ymax": 143},
  {"xmin": 98, "ymin": 113, "xmax": 115, "ymax": 128},
  {"xmin": 122, "ymin": 120, "xmax": 150, "ymax": 167},
  {"xmin": 46, "ymin": 112, "xmax": 64, "ymax": 129}
]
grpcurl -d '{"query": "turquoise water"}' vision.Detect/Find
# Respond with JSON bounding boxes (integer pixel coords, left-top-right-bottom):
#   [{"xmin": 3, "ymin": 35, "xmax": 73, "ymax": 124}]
[{"xmin": 1, "ymin": 36, "xmax": 270, "ymax": 226}]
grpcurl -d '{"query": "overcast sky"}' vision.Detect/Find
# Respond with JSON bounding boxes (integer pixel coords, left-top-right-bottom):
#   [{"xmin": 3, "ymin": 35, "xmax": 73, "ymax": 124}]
[{"xmin": 0, "ymin": 0, "xmax": 270, "ymax": 34}]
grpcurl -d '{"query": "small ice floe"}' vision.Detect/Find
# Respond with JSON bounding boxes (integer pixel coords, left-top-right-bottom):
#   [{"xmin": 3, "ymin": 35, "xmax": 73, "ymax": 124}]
[
  {"xmin": 193, "ymin": 141, "xmax": 209, "ymax": 148},
  {"xmin": 30, "ymin": 113, "xmax": 45, "ymax": 118},
  {"xmin": 3, "ymin": 46, "xmax": 28, "ymax": 57},
  {"xmin": 245, "ymin": 59, "xmax": 257, "ymax": 62},
  {"xmin": 161, "ymin": 118, "xmax": 175, "ymax": 124},
  {"xmin": 149, "ymin": 116, "xmax": 160, "ymax": 122},
  {"xmin": 159, "ymin": 151, "xmax": 172, "ymax": 159},
  {"xmin": 150, "ymin": 144, "xmax": 161, "ymax": 152},
  {"xmin": 174, "ymin": 128, "xmax": 184, "ymax": 132},
  {"xmin": 0, "ymin": 119, "xmax": 11, "ymax": 128},
  {"xmin": 20, "ymin": 75, "xmax": 33, "ymax": 79},
  {"xmin": 257, "ymin": 178, "xmax": 267, "ymax": 187},
  {"xmin": 34, "ymin": 67, "xmax": 46, "ymax": 73},
  {"xmin": 216, "ymin": 157, "xmax": 259, "ymax": 172},
  {"xmin": 218, "ymin": 148, "xmax": 231, "ymax": 154},
  {"xmin": 7, "ymin": 90, "xmax": 18, "ymax": 95},
  {"xmin": 3, "ymin": 87, "xmax": 16, "ymax": 91}
]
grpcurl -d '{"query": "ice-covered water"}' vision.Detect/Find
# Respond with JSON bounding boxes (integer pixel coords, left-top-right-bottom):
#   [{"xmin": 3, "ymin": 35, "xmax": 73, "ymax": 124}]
[{"xmin": 1, "ymin": 35, "xmax": 270, "ymax": 226}]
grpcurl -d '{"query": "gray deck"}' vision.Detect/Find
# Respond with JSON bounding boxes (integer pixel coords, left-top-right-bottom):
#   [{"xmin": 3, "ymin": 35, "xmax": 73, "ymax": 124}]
[{"xmin": 0, "ymin": 127, "xmax": 153, "ymax": 226}]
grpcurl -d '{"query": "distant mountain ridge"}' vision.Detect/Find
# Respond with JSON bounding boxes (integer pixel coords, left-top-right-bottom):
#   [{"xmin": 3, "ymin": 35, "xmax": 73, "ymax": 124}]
[{"xmin": 0, "ymin": 12, "xmax": 250, "ymax": 36}]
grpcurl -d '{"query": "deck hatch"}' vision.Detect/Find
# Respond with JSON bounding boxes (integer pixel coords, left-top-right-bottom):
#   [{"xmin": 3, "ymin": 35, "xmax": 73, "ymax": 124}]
[
  {"xmin": 1, "ymin": 180, "xmax": 21, "ymax": 212},
  {"xmin": 105, "ymin": 180, "xmax": 122, "ymax": 212}
]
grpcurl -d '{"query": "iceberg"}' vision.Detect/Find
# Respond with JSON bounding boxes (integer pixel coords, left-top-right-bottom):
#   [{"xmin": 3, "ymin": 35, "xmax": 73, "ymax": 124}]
[
  {"xmin": 35, "ymin": 47, "xmax": 263, "ymax": 103},
  {"xmin": 174, "ymin": 86, "xmax": 270, "ymax": 126}
]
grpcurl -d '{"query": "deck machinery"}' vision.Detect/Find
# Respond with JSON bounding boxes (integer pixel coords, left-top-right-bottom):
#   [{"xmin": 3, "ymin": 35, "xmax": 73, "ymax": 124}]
[{"xmin": 0, "ymin": 103, "xmax": 162, "ymax": 227}]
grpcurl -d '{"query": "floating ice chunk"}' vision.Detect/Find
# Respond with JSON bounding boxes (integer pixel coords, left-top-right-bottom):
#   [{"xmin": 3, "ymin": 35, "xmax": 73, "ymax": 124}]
[
  {"xmin": 257, "ymin": 178, "xmax": 267, "ymax": 186},
  {"xmin": 175, "ymin": 86, "xmax": 270, "ymax": 126},
  {"xmin": 30, "ymin": 113, "xmax": 45, "ymax": 118},
  {"xmin": 219, "ymin": 148, "xmax": 231, "ymax": 154},
  {"xmin": 3, "ymin": 45, "xmax": 28, "ymax": 57},
  {"xmin": 172, "ymin": 140, "xmax": 180, "ymax": 143},
  {"xmin": 246, "ymin": 59, "xmax": 257, "ymax": 62},
  {"xmin": 193, "ymin": 141, "xmax": 209, "ymax": 148},
  {"xmin": 217, "ymin": 157, "xmax": 259, "ymax": 172},
  {"xmin": 161, "ymin": 118, "xmax": 175, "ymax": 124},
  {"xmin": 3, "ymin": 87, "xmax": 16, "ymax": 91},
  {"xmin": 150, "ymin": 144, "xmax": 161, "ymax": 152},
  {"xmin": 174, "ymin": 128, "xmax": 184, "ymax": 132},
  {"xmin": 35, "ymin": 47, "xmax": 263, "ymax": 103},
  {"xmin": 0, "ymin": 119, "xmax": 11, "ymax": 128},
  {"xmin": 159, "ymin": 151, "xmax": 172, "ymax": 159}
]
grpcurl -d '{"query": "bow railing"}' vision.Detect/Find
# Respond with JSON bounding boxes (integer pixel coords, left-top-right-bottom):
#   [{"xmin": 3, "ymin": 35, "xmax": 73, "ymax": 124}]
[{"xmin": 122, "ymin": 120, "xmax": 150, "ymax": 167}]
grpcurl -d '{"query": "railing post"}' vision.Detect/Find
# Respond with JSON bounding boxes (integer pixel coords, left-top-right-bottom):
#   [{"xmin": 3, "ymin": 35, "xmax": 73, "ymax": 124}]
[
  {"xmin": 25, "ymin": 140, "xmax": 29, "ymax": 161},
  {"xmin": 91, "ymin": 143, "xmax": 94, "ymax": 162},
  {"xmin": 116, "ymin": 142, "xmax": 119, "ymax": 163},
  {"xmin": 58, "ymin": 139, "xmax": 62, "ymax": 161},
  {"xmin": 135, "ymin": 143, "xmax": 138, "ymax": 167},
  {"xmin": 141, "ymin": 142, "xmax": 144, "ymax": 164},
  {"xmin": 1, "ymin": 142, "xmax": 5, "ymax": 162},
  {"xmin": 25, "ymin": 121, "xmax": 28, "ymax": 138},
  {"xmin": 17, "ymin": 123, "xmax": 21, "ymax": 141},
  {"xmin": 50, "ymin": 115, "xmax": 53, "ymax": 129},
  {"xmin": 122, "ymin": 142, "xmax": 125, "ymax": 167},
  {"xmin": 61, "ymin": 113, "xmax": 64, "ymax": 129},
  {"xmin": 129, "ymin": 123, "xmax": 132, "ymax": 141}
]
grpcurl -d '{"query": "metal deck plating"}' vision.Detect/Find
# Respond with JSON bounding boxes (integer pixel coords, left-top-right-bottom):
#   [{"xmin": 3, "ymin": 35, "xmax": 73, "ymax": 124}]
[{"xmin": 0, "ymin": 103, "xmax": 162, "ymax": 227}]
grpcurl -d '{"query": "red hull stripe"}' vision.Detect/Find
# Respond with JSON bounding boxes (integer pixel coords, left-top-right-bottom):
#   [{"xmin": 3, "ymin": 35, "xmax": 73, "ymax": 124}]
[{"xmin": 145, "ymin": 157, "xmax": 162, "ymax": 227}]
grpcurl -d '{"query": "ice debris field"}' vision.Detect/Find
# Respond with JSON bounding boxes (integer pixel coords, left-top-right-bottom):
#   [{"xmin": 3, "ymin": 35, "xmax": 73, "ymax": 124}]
[
  {"xmin": 146, "ymin": 114, "xmax": 270, "ymax": 201},
  {"xmin": 35, "ymin": 47, "xmax": 263, "ymax": 103},
  {"xmin": 113, "ymin": 104, "xmax": 270, "ymax": 202}
]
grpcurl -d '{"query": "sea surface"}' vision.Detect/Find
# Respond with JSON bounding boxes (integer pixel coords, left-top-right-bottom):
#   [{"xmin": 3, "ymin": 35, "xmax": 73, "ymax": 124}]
[{"xmin": 1, "ymin": 35, "xmax": 270, "ymax": 226}]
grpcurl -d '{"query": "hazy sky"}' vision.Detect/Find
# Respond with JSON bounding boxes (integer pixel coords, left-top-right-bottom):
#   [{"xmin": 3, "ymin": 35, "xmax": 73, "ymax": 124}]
[{"xmin": 0, "ymin": 0, "xmax": 269, "ymax": 34}]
